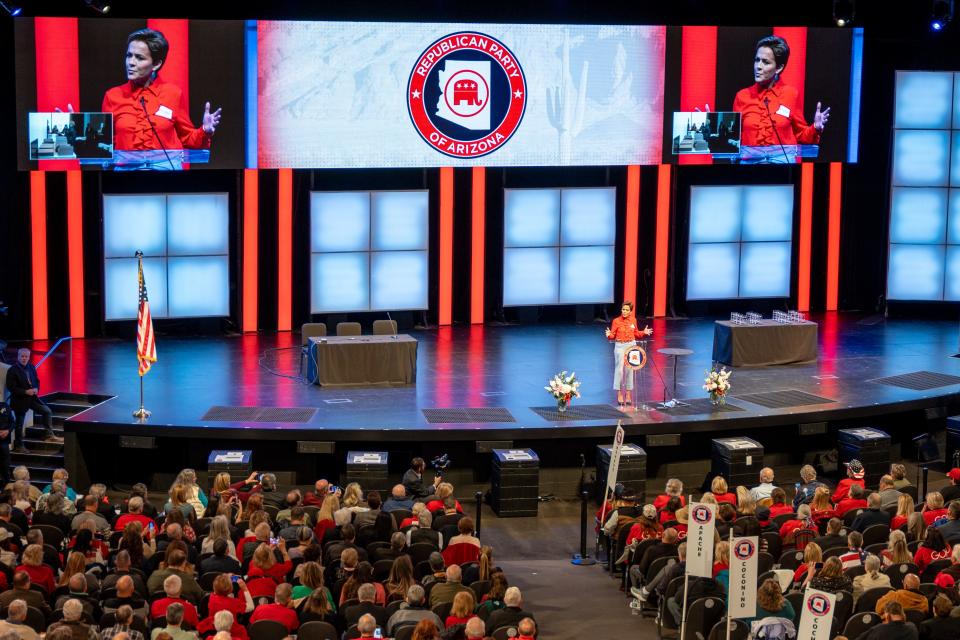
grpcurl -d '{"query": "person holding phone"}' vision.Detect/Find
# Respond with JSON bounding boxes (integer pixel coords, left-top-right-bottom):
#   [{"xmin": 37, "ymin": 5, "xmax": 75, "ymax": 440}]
[
  {"xmin": 246, "ymin": 538, "xmax": 292, "ymax": 585},
  {"xmin": 605, "ymin": 301, "xmax": 653, "ymax": 408}
]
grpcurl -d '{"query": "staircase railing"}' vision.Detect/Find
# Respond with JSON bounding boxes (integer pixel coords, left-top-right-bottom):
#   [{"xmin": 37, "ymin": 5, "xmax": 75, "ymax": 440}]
[{"xmin": 35, "ymin": 336, "xmax": 73, "ymax": 393}]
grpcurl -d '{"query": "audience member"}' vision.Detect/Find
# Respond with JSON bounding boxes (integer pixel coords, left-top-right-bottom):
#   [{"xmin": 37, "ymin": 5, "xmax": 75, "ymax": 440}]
[{"xmin": 875, "ymin": 573, "xmax": 929, "ymax": 616}]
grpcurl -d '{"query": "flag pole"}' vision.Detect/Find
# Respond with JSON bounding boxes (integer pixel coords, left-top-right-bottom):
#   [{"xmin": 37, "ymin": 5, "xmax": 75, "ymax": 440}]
[{"xmin": 133, "ymin": 250, "xmax": 151, "ymax": 419}]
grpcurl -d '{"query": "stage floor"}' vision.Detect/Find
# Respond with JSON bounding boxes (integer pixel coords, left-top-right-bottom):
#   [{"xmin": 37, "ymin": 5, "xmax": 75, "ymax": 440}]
[{"xmin": 41, "ymin": 312, "xmax": 960, "ymax": 441}]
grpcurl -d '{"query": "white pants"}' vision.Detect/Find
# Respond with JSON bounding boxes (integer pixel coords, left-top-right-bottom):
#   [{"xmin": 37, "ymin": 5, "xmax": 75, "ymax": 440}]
[{"xmin": 613, "ymin": 341, "xmax": 636, "ymax": 391}]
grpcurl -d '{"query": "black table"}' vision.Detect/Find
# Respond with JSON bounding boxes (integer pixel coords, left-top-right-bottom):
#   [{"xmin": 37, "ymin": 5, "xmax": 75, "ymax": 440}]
[
  {"xmin": 712, "ymin": 320, "xmax": 818, "ymax": 367},
  {"xmin": 307, "ymin": 335, "xmax": 418, "ymax": 387}
]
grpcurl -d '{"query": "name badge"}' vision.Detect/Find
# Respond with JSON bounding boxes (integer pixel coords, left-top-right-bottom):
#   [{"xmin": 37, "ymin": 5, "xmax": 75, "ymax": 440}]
[
  {"xmin": 155, "ymin": 105, "xmax": 174, "ymax": 120},
  {"xmin": 775, "ymin": 104, "xmax": 791, "ymax": 118}
]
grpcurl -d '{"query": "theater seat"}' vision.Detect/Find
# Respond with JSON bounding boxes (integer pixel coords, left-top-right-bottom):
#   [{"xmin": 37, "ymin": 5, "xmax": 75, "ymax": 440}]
[{"xmin": 337, "ymin": 322, "xmax": 362, "ymax": 336}]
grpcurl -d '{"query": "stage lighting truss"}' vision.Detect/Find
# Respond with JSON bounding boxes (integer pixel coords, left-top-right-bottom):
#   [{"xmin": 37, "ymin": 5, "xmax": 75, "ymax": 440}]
[
  {"xmin": 833, "ymin": 0, "xmax": 855, "ymax": 27},
  {"xmin": 931, "ymin": 0, "xmax": 953, "ymax": 30},
  {"xmin": 0, "ymin": 1, "xmax": 22, "ymax": 16}
]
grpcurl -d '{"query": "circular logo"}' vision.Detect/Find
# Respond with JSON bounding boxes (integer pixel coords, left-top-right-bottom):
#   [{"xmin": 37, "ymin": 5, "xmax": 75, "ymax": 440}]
[
  {"xmin": 408, "ymin": 31, "xmax": 527, "ymax": 159},
  {"xmin": 806, "ymin": 594, "xmax": 831, "ymax": 616},
  {"xmin": 733, "ymin": 539, "xmax": 756, "ymax": 561},
  {"xmin": 691, "ymin": 505, "xmax": 713, "ymax": 525},
  {"xmin": 624, "ymin": 346, "xmax": 647, "ymax": 371}
]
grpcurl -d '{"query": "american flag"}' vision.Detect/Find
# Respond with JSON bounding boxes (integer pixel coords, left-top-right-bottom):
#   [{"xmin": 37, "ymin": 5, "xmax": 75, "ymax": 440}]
[{"xmin": 136, "ymin": 260, "xmax": 157, "ymax": 376}]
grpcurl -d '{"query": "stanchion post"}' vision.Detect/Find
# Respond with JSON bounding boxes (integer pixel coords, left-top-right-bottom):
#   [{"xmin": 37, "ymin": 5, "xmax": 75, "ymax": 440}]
[
  {"xmin": 922, "ymin": 466, "xmax": 930, "ymax": 500},
  {"xmin": 474, "ymin": 491, "xmax": 483, "ymax": 536},
  {"xmin": 571, "ymin": 489, "xmax": 596, "ymax": 565}
]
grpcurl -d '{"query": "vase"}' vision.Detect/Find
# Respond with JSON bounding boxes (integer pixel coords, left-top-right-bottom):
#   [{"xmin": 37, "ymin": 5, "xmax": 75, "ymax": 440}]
[
  {"xmin": 557, "ymin": 398, "xmax": 568, "ymax": 413},
  {"xmin": 710, "ymin": 393, "xmax": 725, "ymax": 407}
]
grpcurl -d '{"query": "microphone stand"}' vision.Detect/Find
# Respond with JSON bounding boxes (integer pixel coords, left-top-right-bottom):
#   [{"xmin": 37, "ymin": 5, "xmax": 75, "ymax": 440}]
[
  {"xmin": 763, "ymin": 96, "xmax": 793, "ymax": 166},
  {"xmin": 139, "ymin": 96, "xmax": 177, "ymax": 171}
]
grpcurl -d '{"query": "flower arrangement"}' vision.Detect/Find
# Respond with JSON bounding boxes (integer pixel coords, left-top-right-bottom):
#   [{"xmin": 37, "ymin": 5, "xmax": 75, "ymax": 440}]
[
  {"xmin": 545, "ymin": 370, "xmax": 581, "ymax": 412},
  {"xmin": 703, "ymin": 367, "xmax": 732, "ymax": 405}
]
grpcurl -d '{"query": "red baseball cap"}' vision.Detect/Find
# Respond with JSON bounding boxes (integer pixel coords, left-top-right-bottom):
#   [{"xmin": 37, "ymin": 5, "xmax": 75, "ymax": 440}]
[
  {"xmin": 947, "ymin": 468, "xmax": 960, "ymax": 482},
  {"xmin": 935, "ymin": 573, "xmax": 956, "ymax": 588}
]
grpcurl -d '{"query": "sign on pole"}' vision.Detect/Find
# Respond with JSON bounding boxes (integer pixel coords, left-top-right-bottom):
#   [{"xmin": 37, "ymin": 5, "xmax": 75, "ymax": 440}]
[
  {"xmin": 729, "ymin": 536, "xmax": 759, "ymax": 619},
  {"xmin": 796, "ymin": 588, "xmax": 836, "ymax": 640},
  {"xmin": 606, "ymin": 424, "xmax": 626, "ymax": 491},
  {"xmin": 685, "ymin": 502, "xmax": 716, "ymax": 577}
]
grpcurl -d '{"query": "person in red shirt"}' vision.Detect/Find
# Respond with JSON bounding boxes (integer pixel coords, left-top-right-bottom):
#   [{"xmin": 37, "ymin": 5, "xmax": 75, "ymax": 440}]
[
  {"xmin": 922, "ymin": 492, "xmax": 949, "ymax": 526},
  {"xmin": 768, "ymin": 488, "xmax": 793, "ymax": 519},
  {"xmin": 914, "ymin": 527, "xmax": 952, "ymax": 573},
  {"xmin": 246, "ymin": 539, "xmax": 293, "ymax": 584},
  {"xmin": 605, "ymin": 301, "xmax": 653, "ymax": 407},
  {"xmin": 710, "ymin": 477, "xmax": 737, "ymax": 507},
  {"xmin": 114, "ymin": 496, "xmax": 155, "ymax": 534},
  {"xmin": 150, "ymin": 574, "xmax": 200, "ymax": 627},
  {"xmin": 832, "ymin": 460, "xmax": 866, "ymax": 504},
  {"xmin": 890, "ymin": 494, "xmax": 915, "ymax": 531},
  {"xmin": 732, "ymin": 35, "xmax": 830, "ymax": 164},
  {"xmin": 652, "ymin": 479, "xmax": 686, "ymax": 512},
  {"xmin": 16, "ymin": 544, "xmax": 55, "ymax": 594},
  {"xmin": 101, "ymin": 28, "xmax": 222, "ymax": 169},
  {"xmin": 206, "ymin": 573, "xmax": 254, "ymax": 619},
  {"xmin": 249, "ymin": 583, "xmax": 299, "ymax": 632},
  {"xmin": 835, "ymin": 484, "xmax": 869, "ymax": 518}
]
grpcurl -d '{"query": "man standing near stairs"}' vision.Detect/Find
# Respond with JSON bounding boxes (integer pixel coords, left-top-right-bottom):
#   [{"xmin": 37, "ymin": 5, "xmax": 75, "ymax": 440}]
[{"xmin": 6, "ymin": 349, "xmax": 63, "ymax": 453}]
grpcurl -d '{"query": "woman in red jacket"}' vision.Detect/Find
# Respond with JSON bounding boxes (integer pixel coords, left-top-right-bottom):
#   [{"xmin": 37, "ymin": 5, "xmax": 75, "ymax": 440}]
[
  {"xmin": 733, "ymin": 35, "xmax": 830, "ymax": 164},
  {"xmin": 605, "ymin": 302, "xmax": 652, "ymax": 407},
  {"xmin": 915, "ymin": 527, "xmax": 952, "ymax": 573}
]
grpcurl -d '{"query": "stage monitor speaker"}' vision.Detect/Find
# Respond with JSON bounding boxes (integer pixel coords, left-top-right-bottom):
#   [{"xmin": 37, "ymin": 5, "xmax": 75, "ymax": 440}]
[
  {"xmin": 119, "ymin": 435, "xmax": 155, "ymax": 449},
  {"xmin": 298, "ymin": 441, "xmax": 335, "ymax": 454},
  {"xmin": 925, "ymin": 407, "xmax": 948, "ymax": 420},
  {"xmin": 646, "ymin": 433, "xmax": 681, "ymax": 447},
  {"xmin": 477, "ymin": 440, "xmax": 513, "ymax": 453},
  {"xmin": 799, "ymin": 422, "xmax": 827, "ymax": 436}
]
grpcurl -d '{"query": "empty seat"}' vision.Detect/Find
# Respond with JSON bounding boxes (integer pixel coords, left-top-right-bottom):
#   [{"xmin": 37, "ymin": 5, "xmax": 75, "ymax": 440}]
[
  {"xmin": 337, "ymin": 322, "xmax": 362, "ymax": 336},
  {"xmin": 372, "ymin": 319, "xmax": 398, "ymax": 335},
  {"xmin": 301, "ymin": 322, "xmax": 328, "ymax": 344}
]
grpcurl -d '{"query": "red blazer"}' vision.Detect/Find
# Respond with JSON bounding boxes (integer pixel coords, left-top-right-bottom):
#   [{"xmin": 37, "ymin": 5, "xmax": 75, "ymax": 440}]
[
  {"xmin": 733, "ymin": 80, "xmax": 821, "ymax": 147},
  {"xmin": 608, "ymin": 315, "xmax": 645, "ymax": 342},
  {"xmin": 102, "ymin": 76, "xmax": 211, "ymax": 151}
]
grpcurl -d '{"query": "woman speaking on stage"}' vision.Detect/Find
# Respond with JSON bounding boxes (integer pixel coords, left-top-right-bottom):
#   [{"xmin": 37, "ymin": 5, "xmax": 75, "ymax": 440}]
[
  {"xmin": 605, "ymin": 302, "xmax": 652, "ymax": 408},
  {"xmin": 101, "ymin": 28, "xmax": 222, "ymax": 170},
  {"xmin": 732, "ymin": 35, "xmax": 830, "ymax": 163}
]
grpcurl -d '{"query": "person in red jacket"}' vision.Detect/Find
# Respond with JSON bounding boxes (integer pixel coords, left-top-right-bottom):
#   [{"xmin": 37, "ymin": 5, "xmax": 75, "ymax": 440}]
[
  {"xmin": 914, "ymin": 527, "xmax": 952, "ymax": 573},
  {"xmin": 605, "ymin": 301, "xmax": 653, "ymax": 407},
  {"xmin": 922, "ymin": 492, "xmax": 949, "ymax": 526},
  {"xmin": 832, "ymin": 460, "xmax": 866, "ymax": 504},
  {"xmin": 101, "ymin": 28, "xmax": 221, "ymax": 170},
  {"xmin": 835, "ymin": 484, "xmax": 869, "ymax": 518},
  {"xmin": 250, "ymin": 583, "xmax": 299, "ymax": 632},
  {"xmin": 207, "ymin": 574, "xmax": 254, "ymax": 619},
  {"xmin": 732, "ymin": 35, "xmax": 830, "ymax": 164},
  {"xmin": 768, "ymin": 488, "xmax": 793, "ymax": 519},
  {"xmin": 710, "ymin": 477, "xmax": 737, "ymax": 507}
]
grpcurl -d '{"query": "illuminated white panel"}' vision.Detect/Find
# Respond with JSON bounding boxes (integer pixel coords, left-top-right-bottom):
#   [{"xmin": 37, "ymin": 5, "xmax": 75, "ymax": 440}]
[
  {"xmin": 370, "ymin": 251, "xmax": 428, "ymax": 310},
  {"xmin": 686, "ymin": 244, "xmax": 739, "ymax": 300},
  {"xmin": 504, "ymin": 189, "xmax": 561, "ymax": 248},
  {"xmin": 167, "ymin": 256, "xmax": 229, "ymax": 317},
  {"xmin": 889, "ymin": 188, "xmax": 948, "ymax": 244},
  {"xmin": 503, "ymin": 247, "xmax": 559, "ymax": 306},
  {"xmin": 949, "ymin": 190, "xmax": 960, "ymax": 244},
  {"xmin": 952, "ymin": 133, "xmax": 960, "ymax": 188},
  {"xmin": 104, "ymin": 257, "xmax": 167, "ymax": 320},
  {"xmin": 558, "ymin": 246, "xmax": 614, "ymax": 304},
  {"xmin": 371, "ymin": 191, "xmax": 429, "ymax": 251},
  {"xmin": 741, "ymin": 185, "xmax": 793, "ymax": 241},
  {"xmin": 310, "ymin": 192, "xmax": 370, "ymax": 252},
  {"xmin": 739, "ymin": 242, "xmax": 791, "ymax": 298},
  {"xmin": 103, "ymin": 195, "xmax": 167, "ymax": 258},
  {"xmin": 167, "ymin": 194, "xmax": 229, "ymax": 256},
  {"xmin": 311, "ymin": 252, "xmax": 369, "ymax": 313},
  {"xmin": 560, "ymin": 188, "xmax": 616, "ymax": 246},
  {"xmin": 946, "ymin": 247, "xmax": 960, "ymax": 301},
  {"xmin": 955, "ymin": 72, "xmax": 960, "ymax": 129},
  {"xmin": 887, "ymin": 245, "xmax": 945, "ymax": 300},
  {"xmin": 894, "ymin": 71, "xmax": 954, "ymax": 129},
  {"xmin": 689, "ymin": 186, "xmax": 742, "ymax": 243},
  {"xmin": 892, "ymin": 130, "xmax": 950, "ymax": 187}
]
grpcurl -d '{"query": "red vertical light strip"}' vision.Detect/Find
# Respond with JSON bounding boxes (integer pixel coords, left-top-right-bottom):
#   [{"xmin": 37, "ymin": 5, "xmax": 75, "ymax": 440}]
[
  {"xmin": 622, "ymin": 165, "xmax": 641, "ymax": 304},
  {"xmin": 797, "ymin": 163, "xmax": 814, "ymax": 313},
  {"xmin": 34, "ymin": 18, "xmax": 80, "ymax": 171},
  {"xmin": 439, "ymin": 167, "xmax": 454, "ymax": 326},
  {"xmin": 66, "ymin": 171, "xmax": 85, "ymax": 338},
  {"xmin": 146, "ymin": 20, "xmax": 190, "ymax": 110},
  {"xmin": 679, "ymin": 26, "xmax": 718, "ymax": 166},
  {"xmin": 242, "ymin": 169, "xmax": 259, "ymax": 332},
  {"xmin": 470, "ymin": 167, "xmax": 485, "ymax": 324},
  {"xmin": 277, "ymin": 168, "xmax": 293, "ymax": 332},
  {"xmin": 772, "ymin": 27, "xmax": 807, "ymax": 111},
  {"xmin": 653, "ymin": 164, "xmax": 672, "ymax": 317},
  {"xmin": 826, "ymin": 163, "xmax": 843, "ymax": 312},
  {"xmin": 30, "ymin": 171, "xmax": 49, "ymax": 341}
]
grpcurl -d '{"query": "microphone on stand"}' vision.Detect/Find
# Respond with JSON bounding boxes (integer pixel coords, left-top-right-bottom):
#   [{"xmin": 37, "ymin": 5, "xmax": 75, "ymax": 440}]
[
  {"xmin": 763, "ymin": 97, "xmax": 792, "ymax": 166},
  {"xmin": 386, "ymin": 311, "xmax": 397, "ymax": 338},
  {"xmin": 139, "ymin": 96, "xmax": 177, "ymax": 171}
]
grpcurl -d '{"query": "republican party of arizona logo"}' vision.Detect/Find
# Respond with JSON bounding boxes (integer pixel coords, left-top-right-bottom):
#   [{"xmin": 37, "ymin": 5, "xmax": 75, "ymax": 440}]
[
  {"xmin": 408, "ymin": 31, "xmax": 526, "ymax": 159},
  {"xmin": 691, "ymin": 505, "xmax": 713, "ymax": 525},
  {"xmin": 806, "ymin": 593, "xmax": 831, "ymax": 616},
  {"xmin": 733, "ymin": 539, "xmax": 756, "ymax": 561}
]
